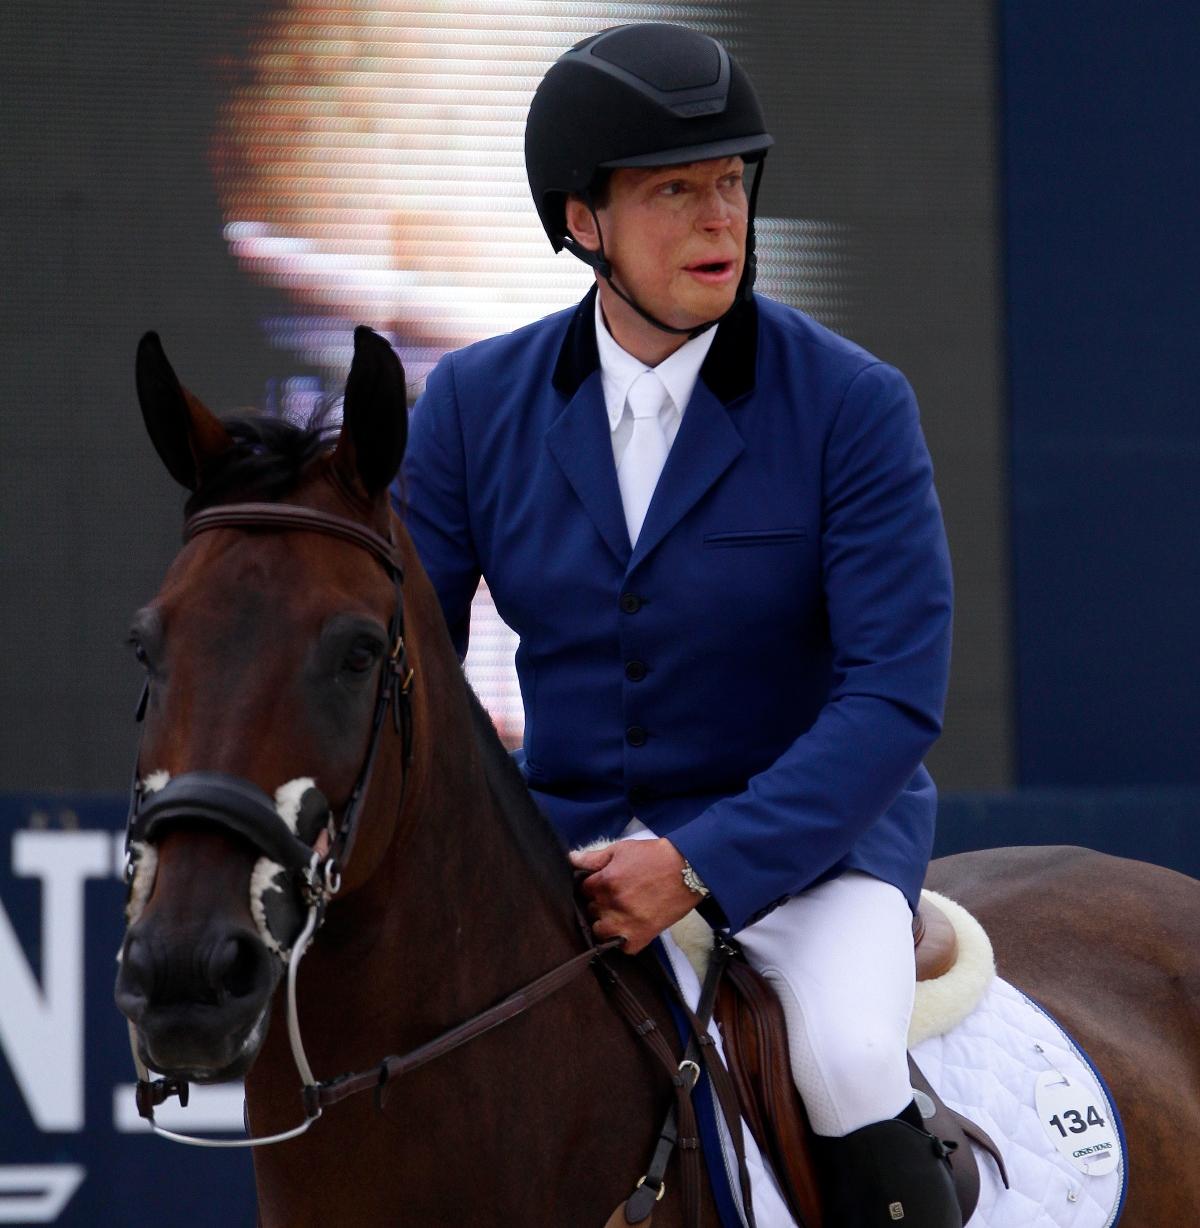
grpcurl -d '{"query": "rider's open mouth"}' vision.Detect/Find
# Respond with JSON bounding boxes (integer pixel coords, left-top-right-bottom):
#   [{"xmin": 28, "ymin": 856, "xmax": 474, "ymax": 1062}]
[{"xmin": 685, "ymin": 259, "xmax": 738, "ymax": 284}]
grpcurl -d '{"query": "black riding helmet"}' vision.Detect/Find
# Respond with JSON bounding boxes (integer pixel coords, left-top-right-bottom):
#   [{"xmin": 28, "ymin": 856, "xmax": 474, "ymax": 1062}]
[{"xmin": 525, "ymin": 23, "xmax": 773, "ymax": 336}]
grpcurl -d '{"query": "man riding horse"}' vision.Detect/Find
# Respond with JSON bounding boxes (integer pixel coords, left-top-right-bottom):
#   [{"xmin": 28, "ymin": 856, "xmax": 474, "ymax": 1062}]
[{"xmin": 399, "ymin": 23, "xmax": 957, "ymax": 1226}]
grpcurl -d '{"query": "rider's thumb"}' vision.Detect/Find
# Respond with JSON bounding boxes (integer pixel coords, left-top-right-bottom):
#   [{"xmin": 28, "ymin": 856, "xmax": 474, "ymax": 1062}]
[{"xmin": 568, "ymin": 844, "xmax": 615, "ymax": 873}]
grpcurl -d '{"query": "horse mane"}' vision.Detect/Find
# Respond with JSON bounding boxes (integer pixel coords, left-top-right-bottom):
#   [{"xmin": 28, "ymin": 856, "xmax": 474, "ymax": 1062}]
[
  {"xmin": 185, "ymin": 412, "xmax": 339, "ymax": 515},
  {"xmin": 462, "ymin": 682, "xmax": 579, "ymax": 915}
]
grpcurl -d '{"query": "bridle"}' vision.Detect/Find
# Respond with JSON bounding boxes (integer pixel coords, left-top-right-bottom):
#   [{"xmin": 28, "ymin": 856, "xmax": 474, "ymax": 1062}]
[{"xmin": 123, "ymin": 498, "xmax": 415, "ymax": 1146}]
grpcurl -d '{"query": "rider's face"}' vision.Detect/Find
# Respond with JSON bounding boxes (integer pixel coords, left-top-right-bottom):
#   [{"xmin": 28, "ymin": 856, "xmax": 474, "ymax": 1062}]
[{"xmin": 566, "ymin": 156, "xmax": 748, "ymax": 347}]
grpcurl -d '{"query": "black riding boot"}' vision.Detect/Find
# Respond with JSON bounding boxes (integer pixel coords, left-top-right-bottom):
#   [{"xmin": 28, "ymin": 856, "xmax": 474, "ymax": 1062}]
[{"xmin": 815, "ymin": 1103, "xmax": 962, "ymax": 1227}]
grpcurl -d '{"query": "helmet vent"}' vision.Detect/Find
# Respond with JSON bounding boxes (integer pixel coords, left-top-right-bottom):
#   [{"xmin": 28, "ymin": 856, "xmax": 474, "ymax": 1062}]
[{"xmin": 591, "ymin": 24, "xmax": 723, "ymax": 95}]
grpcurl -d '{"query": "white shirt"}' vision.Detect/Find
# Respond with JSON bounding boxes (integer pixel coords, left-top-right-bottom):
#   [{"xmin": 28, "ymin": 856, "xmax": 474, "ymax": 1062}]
[{"xmin": 594, "ymin": 293, "xmax": 717, "ymax": 469}]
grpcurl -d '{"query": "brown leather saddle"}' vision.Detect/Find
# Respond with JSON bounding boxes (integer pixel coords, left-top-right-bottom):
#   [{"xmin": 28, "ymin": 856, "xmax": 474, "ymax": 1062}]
[{"xmin": 712, "ymin": 899, "xmax": 1008, "ymax": 1227}]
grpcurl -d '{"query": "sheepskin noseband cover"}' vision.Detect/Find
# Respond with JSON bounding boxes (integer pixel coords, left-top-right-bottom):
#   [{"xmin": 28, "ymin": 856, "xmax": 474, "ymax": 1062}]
[{"xmin": 126, "ymin": 773, "xmax": 331, "ymax": 959}]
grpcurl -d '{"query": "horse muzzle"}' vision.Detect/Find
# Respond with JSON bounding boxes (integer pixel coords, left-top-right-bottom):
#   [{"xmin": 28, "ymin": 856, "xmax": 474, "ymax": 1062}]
[{"xmin": 117, "ymin": 925, "xmax": 277, "ymax": 1080}]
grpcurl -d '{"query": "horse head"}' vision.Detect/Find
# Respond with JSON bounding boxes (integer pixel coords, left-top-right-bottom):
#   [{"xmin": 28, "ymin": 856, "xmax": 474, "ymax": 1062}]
[{"xmin": 114, "ymin": 328, "xmax": 409, "ymax": 1084}]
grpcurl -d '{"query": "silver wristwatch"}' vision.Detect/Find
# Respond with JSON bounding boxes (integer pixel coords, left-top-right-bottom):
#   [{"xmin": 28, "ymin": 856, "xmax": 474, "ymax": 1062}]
[{"xmin": 681, "ymin": 860, "xmax": 710, "ymax": 898}]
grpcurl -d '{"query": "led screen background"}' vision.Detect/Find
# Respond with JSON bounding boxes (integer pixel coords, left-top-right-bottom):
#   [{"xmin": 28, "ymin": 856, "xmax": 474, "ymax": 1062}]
[{"xmin": 0, "ymin": 0, "xmax": 1006, "ymax": 792}]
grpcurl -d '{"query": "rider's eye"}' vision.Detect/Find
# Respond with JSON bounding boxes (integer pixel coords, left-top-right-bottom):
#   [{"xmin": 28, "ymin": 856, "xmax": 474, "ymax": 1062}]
[{"xmin": 128, "ymin": 636, "xmax": 151, "ymax": 669}]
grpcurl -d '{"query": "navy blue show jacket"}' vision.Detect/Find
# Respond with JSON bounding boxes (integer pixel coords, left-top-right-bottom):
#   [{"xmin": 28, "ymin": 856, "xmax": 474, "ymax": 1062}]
[{"xmin": 396, "ymin": 288, "xmax": 953, "ymax": 933}]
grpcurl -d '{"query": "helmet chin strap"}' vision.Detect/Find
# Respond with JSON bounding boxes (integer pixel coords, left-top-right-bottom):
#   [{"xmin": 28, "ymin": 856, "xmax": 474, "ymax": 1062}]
[{"xmin": 561, "ymin": 160, "xmax": 765, "ymax": 341}]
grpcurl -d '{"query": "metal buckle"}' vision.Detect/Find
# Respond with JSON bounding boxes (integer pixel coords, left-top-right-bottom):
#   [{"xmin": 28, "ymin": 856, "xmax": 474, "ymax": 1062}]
[
  {"xmin": 678, "ymin": 1059, "xmax": 701, "ymax": 1089},
  {"xmin": 636, "ymin": 1175, "xmax": 666, "ymax": 1202}
]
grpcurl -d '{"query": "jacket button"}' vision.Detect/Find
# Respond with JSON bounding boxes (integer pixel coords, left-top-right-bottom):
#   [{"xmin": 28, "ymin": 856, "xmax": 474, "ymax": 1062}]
[
  {"xmin": 626, "ymin": 725, "xmax": 647, "ymax": 747},
  {"xmin": 629, "ymin": 783, "xmax": 652, "ymax": 802},
  {"xmin": 625, "ymin": 659, "xmax": 647, "ymax": 682},
  {"xmin": 619, "ymin": 592, "xmax": 642, "ymax": 614}
]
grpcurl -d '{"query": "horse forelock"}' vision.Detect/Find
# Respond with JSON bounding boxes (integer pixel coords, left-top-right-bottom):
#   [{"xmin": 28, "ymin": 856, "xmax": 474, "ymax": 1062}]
[{"xmin": 185, "ymin": 414, "xmax": 339, "ymax": 516}]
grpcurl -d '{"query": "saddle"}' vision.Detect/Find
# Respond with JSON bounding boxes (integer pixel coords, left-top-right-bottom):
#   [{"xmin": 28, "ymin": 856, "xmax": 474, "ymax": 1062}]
[{"xmin": 712, "ymin": 899, "xmax": 1008, "ymax": 1228}]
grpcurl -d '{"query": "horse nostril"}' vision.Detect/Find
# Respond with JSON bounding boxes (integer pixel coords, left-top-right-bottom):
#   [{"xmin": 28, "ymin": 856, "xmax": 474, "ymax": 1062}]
[
  {"xmin": 121, "ymin": 935, "xmax": 155, "ymax": 1001},
  {"xmin": 211, "ymin": 934, "xmax": 266, "ymax": 1000}
]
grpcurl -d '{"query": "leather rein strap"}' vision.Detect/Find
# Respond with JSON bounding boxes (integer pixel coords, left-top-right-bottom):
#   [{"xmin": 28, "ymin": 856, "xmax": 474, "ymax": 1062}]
[{"xmin": 307, "ymin": 929, "xmax": 626, "ymax": 1115}]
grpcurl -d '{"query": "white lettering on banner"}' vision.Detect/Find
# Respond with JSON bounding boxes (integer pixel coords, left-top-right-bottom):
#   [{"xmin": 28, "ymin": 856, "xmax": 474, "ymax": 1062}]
[
  {"xmin": 0, "ymin": 832, "xmax": 110, "ymax": 1130},
  {"xmin": 1, "ymin": 826, "xmax": 247, "ymax": 1144},
  {"xmin": 0, "ymin": 1165, "xmax": 86, "ymax": 1223}
]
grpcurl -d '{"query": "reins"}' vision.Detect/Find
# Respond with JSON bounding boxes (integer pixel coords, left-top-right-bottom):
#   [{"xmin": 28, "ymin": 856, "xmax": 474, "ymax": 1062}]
[
  {"xmin": 132, "ymin": 899, "xmax": 629, "ymax": 1148},
  {"xmin": 299, "ymin": 924, "xmax": 627, "ymax": 1118}
]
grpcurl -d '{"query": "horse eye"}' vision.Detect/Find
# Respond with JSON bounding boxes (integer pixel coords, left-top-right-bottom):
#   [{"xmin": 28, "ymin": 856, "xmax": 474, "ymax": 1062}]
[
  {"xmin": 342, "ymin": 640, "xmax": 383, "ymax": 674},
  {"xmin": 127, "ymin": 635, "xmax": 151, "ymax": 669}
]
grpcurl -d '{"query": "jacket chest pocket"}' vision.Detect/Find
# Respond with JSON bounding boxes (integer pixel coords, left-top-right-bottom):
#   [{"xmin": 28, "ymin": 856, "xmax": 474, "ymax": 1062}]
[{"xmin": 703, "ymin": 527, "xmax": 808, "ymax": 548}]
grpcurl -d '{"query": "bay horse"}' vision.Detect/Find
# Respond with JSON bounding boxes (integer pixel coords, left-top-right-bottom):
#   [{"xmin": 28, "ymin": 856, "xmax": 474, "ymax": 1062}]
[{"xmin": 116, "ymin": 328, "xmax": 1200, "ymax": 1227}]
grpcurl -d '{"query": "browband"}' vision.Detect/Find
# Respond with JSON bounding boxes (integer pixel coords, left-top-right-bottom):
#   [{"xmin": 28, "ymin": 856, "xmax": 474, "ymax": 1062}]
[{"xmin": 185, "ymin": 502, "xmax": 403, "ymax": 579}]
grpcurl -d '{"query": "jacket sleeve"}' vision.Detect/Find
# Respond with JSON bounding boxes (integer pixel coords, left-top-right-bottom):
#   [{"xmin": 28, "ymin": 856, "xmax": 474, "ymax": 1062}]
[
  {"xmin": 667, "ymin": 361, "xmax": 954, "ymax": 933},
  {"xmin": 393, "ymin": 353, "xmax": 481, "ymax": 659}
]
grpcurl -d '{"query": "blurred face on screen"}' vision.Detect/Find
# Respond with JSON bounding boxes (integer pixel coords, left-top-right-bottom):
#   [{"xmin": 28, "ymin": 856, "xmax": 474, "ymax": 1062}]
[{"xmin": 565, "ymin": 156, "xmax": 747, "ymax": 353}]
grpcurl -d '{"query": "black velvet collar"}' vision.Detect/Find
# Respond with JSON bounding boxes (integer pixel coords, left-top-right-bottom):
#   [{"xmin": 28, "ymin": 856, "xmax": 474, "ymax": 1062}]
[{"xmin": 551, "ymin": 284, "xmax": 759, "ymax": 405}]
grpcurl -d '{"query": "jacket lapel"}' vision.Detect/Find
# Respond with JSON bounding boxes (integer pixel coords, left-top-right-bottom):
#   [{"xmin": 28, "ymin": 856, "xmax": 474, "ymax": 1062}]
[
  {"xmin": 546, "ymin": 285, "xmax": 760, "ymax": 571},
  {"xmin": 629, "ymin": 379, "xmax": 745, "ymax": 569},
  {"xmin": 544, "ymin": 371, "xmax": 631, "ymax": 568}
]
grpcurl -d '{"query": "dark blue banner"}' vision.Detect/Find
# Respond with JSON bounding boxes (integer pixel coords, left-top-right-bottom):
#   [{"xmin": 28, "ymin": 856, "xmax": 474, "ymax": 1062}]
[{"xmin": 0, "ymin": 794, "xmax": 255, "ymax": 1227}]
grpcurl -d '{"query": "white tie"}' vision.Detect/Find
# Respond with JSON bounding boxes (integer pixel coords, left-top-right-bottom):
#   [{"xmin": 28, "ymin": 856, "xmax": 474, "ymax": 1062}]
[{"xmin": 617, "ymin": 370, "xmax": 670, "ymax": 546}]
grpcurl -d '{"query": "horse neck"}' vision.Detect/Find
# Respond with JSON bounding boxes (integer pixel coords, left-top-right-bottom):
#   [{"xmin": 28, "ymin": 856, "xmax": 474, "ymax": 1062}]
[
  {"xmin": 247, "ymin": 551, "xmax": 696, "ymax": 1223},
  {"xmin": 296, "ymin": 542, "xmax": 583, "ymax": 1047}
]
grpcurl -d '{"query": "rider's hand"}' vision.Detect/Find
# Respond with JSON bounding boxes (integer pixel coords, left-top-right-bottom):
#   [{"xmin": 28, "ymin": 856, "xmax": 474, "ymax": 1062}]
[{"xmin": 569, "ymin": 838, "xmax": 701, "ymax": 954}]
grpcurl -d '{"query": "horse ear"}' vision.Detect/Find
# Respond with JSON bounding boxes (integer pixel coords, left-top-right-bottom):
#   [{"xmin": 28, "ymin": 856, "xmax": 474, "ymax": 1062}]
[
  {"xmin": 332, "ymin": 326, "xmax": 407, "ymax": 498},
  {"xmin": 136, "ymin": 331, "xmax": 233, "ymax": 491}
]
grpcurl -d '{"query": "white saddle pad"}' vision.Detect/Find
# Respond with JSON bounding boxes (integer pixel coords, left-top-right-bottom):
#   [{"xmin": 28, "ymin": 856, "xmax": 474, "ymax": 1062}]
[
  {"xmin": 655, "ymin": 931, "xmax": 1127, "ymax": 1228},
  {"xmin": 911, "ymin": 976, "xmax": 1126, "ymax": 1228}
]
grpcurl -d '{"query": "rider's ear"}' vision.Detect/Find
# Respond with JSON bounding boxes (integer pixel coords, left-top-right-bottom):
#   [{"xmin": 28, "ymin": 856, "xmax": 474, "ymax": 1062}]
[
  {"xmin": 564, "ymin": 195, "xmax": 601, "ymax": 253},
  {"xmin": 332, "ymin": 326, "xmax": 407, "ymax": 499},
  {"xmin": 136, "ymin": 331, "xmax": 233, "ymax": 491}
]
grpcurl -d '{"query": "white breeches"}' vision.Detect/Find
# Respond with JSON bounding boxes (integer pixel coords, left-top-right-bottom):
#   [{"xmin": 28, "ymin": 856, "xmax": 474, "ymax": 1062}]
[
  {"xmin": 624, "ymin": 823, "xmax": 916, "ymax": 1138},
  {"xmin": 733, "ymin": 869, "xmax": 916, "ymax": 1137}
]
